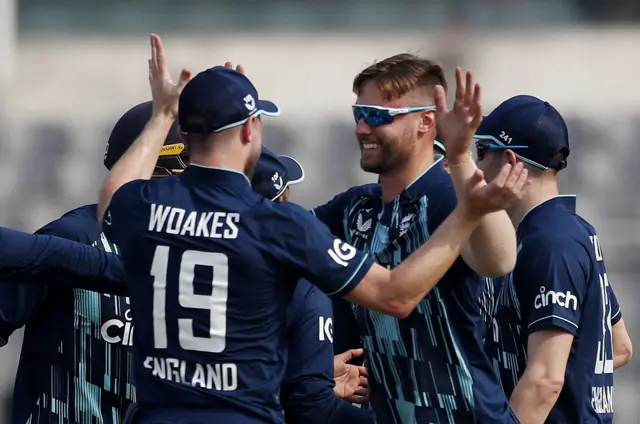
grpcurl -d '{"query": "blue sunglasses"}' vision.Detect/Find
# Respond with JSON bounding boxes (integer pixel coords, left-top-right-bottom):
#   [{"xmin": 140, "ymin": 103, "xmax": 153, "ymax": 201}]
[{"xmin": 352, "ymin": 104, "xmax": 435, "ymax": 127}]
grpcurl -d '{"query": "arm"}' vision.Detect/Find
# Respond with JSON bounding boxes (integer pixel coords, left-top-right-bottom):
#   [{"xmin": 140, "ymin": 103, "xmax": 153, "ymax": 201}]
[
  {"xmin": 0, "ymin": 227, "xmax": 126, "ymax": 295},
  {"xmin": 448, "ymin": 157, "xmax": 517, "ymax": 277},
  {"xmin": 0, "ymin": 283, "xmax": 46, "ymax": 346},
  {"xmin": 509, "ymin": 238, "xmax": 586, "ymax": 423},
  {"xmin": 281, "ymin": 282, "xmax": 373, "ymax": 424},
  {"xmin": 608, "ymin": 286, "xmax": 632, "ymax": 369},
  {"xmin": 510, "ymin": 330, "xmax": 573, "ymax": 424},
  {"xmin": 277, "ymin": 161, "xmax": 525, "ymax": 318},
  {"xmin": 98, "ymin": 34, "xmax": 189, "ymax": 225},
  {"xmin": 612, "ymin": 319, "xmax": 632, "ymax": 370}
]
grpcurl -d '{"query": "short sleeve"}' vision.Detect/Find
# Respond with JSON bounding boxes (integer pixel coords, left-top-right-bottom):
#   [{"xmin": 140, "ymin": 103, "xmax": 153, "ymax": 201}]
[
  {"xmin": 609, "ymin": 284, "xmax": 622, "ymax": 325},
  {"xmin": 267, "ymin": 202, "xmax": 374, "ymax": 298},
  {"xmin": 102, "ymin": 179, "xmax": 149, "ymax": 248},
  {"xmin": 515, "ymin": 237, "xmax": 590, "ymax": 336},
  {"xmin": 311, "ymin": 189, "xmax": 359, "ymax": 240}
]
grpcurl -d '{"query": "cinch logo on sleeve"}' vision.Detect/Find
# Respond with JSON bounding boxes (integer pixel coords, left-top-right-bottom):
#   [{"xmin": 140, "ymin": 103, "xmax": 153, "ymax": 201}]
[{"xmin": 534, "ymin": 286, "xmax": 578, "ymax": 311}]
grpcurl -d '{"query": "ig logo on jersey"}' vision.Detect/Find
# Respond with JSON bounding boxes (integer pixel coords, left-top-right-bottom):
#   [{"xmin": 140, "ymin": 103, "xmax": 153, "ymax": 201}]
[
  {"xmin": 328, "ymin": 239, "xmax": 357, "ymax": 267},
  {"xmin": 318, "ymin": 316, "xmax": 333, "ymax": 343}
]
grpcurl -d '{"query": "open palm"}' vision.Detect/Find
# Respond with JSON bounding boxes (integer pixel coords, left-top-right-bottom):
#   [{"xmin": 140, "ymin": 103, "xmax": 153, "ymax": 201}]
[
  {"xmin": 434, "ymin": 68, "xmax": 483, "ymax": 162},
  {"xmin": 148, "ymin": 33, "xmax": 191, "ymax": 118}
]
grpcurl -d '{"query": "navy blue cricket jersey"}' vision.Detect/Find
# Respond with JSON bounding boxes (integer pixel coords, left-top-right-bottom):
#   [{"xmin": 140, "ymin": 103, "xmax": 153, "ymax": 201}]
[
  {"xmin": 313, "ymin": 157, "xmax": 516, "ymax": 424},
  {"xmin": 0, "ymin": 205, "xmax": 135, "ymax": 424},
  {"xmin": 102, "ymin": 165, "xmax": 374, "ymax": 424},
  {"xmin": 282, "ymin": 279, "xmax": 372, "ymax": 424},
  {"xmin": 486, "ymin": 195, "xmax": 620, "ymax": 423}
]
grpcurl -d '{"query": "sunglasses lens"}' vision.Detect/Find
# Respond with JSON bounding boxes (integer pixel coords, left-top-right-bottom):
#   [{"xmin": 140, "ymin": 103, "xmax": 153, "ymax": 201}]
[{"xmin": 353, "ymin": 107, "xmax": 393, "ymax": 127}]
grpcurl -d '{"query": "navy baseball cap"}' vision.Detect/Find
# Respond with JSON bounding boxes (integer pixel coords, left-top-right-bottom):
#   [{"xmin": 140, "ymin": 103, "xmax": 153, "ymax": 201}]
[
  {"xmin": 474, "ymin": 95, "xmax": 570, "ymax": 170},
  {"xmin": 251, "ymin": 146, "xmax": 305, "ymax": 201},
  {"xmin": 179, "ymin": 66, "xmax": 280, "ymax": 134},
  {"xmin": 105, "ymin": 101, "xmax": 187, "ymax": 175}
]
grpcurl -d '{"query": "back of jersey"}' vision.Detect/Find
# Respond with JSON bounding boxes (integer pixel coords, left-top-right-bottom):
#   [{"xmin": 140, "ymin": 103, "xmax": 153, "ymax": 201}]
[
  {"xmin": 103, "ymin": 166, "xmax": 372, "ymax": 424},
  {"xmin": 104, "ymin": 168, "xmax": 294, "ymax": 423}
]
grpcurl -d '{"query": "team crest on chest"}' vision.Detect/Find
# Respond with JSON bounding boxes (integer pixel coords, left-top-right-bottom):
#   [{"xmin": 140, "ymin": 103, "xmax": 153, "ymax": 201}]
[
  {"xmin": 398, "ymin": 213, "xmax": 414, "ymax": 237},
  {"xmin": 352, "ymin": 207, "xmax": 375, "ymax": 241}
]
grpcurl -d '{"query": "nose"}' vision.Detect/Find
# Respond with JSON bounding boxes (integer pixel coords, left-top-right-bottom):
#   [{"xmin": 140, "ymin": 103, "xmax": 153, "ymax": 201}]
[{"xmin": 355, "ymin": 118, "xmax": 372, "ymax": 136}]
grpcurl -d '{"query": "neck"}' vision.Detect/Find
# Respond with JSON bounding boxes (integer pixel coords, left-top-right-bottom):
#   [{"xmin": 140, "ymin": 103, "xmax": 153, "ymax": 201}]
[
  {"xmin": 508, "ymin": 177, "xmax": 560, "ymax": 229},
  {"xmin": 379, "ymin": 149, "xmax": 434, "ymax": 203},
  {"xmin": 189, "ymin": 151, "xmax": 247, "ymax": 174}
]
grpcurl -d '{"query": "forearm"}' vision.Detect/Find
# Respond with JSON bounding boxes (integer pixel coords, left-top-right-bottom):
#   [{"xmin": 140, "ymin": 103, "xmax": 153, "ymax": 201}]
[
  {"xmin": 448, "ymin": 156, "xmax": 516, "ymax": 276},
  {"xmin": 386, "ymin": 206, "xmax": 480, "ymax": 313},
  {"xmin": 97, "ymin": 113, "xmax": 174, "ymax": 224},
  {"xmin": 510, "ymin": 376, "xmax": 561, "ymax": 424}
]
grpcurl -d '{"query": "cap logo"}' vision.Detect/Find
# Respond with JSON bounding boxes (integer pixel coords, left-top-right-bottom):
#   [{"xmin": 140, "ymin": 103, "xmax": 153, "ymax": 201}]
[
  {"xmin": 499, "ymin": 131, "xmax": 513, "ymax": 144},
  {"xmin": 244, "ymin": 94, "xmax": 256, "ymax": 111},
  {"xmin": 271, "ymin": 172, "xmax": 283, "ymax": 190}
]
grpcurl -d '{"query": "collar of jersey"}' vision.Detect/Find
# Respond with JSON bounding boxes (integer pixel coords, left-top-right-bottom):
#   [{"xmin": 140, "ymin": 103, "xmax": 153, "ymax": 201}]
[
  {"xmin": 518, "ymin": 195, "xmax": 577, "ymax": 232},
  {"xmin": 398, "ymin": 155, "xmax": 448, "ymax": 203},
  {"xmin": 181, "ymin": 164, "xmax": 251, "ymax": 186}
]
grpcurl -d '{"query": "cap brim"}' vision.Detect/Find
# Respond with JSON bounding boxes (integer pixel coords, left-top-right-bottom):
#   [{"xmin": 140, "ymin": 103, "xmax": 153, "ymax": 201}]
[
  {"xmin": 257, "ymin": 100, "xmax": 281, "ymax": 117},
  {"xmin": 279, "ymin": 155, "xmax": 305, "ymax": 185}
]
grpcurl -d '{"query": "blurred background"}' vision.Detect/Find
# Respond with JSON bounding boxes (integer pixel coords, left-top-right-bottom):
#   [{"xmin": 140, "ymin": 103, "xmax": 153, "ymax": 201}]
[{"xmin": 0, "ymin": 0, "xmax": 639, "ymax": 421}]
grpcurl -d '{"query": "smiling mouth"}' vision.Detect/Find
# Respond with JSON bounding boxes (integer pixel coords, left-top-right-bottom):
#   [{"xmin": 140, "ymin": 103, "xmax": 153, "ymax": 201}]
[{"xmin": 361, "ymin": 143, "xmax": 380, "ymax": 150}]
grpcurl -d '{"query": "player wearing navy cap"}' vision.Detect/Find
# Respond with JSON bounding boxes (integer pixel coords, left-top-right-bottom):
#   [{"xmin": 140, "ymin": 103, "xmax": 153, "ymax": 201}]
[
  {"xmin": 251, "ymin": 147, "xmax": 372, "ymax": 423},
  {"xmin": 318, "ymin": 55, "xmax": 527, "ymax": 424},
  {"xmin": 98, "ymin": 35, "xmax": 525, "ymax": 424},
  {"xmin": 0, "ymin": 98, "xmax": 190, "ymax": 424},
  {"xmin": 479, "ymin": 95, "xmax": 632, "ymax": 423}
]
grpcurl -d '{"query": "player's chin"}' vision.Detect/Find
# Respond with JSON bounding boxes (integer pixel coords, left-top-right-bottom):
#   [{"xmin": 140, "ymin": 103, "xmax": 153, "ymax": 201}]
[{"xmin": 360, "ymin": 157, "xmax": 386, "ymax": 174}]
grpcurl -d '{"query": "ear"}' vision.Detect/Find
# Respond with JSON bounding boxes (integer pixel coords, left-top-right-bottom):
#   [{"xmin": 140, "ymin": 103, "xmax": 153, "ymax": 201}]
[
  {"xmin": 502, "ymin": 149, "xmax": 518, "ymax": 166},
  {"xmin": 240, "ymin": 119, "xmax": 253, "ymax": 144},
  {"xmin": 418, "ymin": 110, "xmax": 436, "ymax": 135}
]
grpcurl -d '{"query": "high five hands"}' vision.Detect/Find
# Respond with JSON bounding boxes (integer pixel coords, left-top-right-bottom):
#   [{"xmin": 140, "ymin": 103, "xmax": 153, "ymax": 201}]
[{"xmin": 434, "ymin": 68, "xmax": 531, "ymax": 218}]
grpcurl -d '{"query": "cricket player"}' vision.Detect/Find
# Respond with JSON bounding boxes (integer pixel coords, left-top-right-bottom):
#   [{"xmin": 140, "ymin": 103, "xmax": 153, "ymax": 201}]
[
  {"xmin": 251, "ymin": 147, "xmax": 372, "ymax": 424},
  {"xmin": 478, "ymin": 95, "xmax": 632, "ymax": 423},
  {"xmin": 0, "ymin": 98, "xmax": 188, "ymax": 424},
  {"xmin": 98, "ymin": 34, "xmax": 525, "ymax": 424},
  {"xmin": 315, "ymin": 55, "xmax": 526, "ymax": 423}
]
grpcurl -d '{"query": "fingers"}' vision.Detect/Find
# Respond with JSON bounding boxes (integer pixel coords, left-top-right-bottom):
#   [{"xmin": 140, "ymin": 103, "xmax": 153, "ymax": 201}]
[
  {"xmin": 466, "ymin": 168, "xmax": 485, "ymax": 191},
  {"xmin": 503, "ymin": 162, "xmax": 524, "ymax": 190},
  {"xmin": 511, "ymin": 166, "xmax": 530, "ymax": 195},
  {"xmin": 225, "ymin": 62, "xmax": 245, "ymax": 74},
  {"xmin": 454, "ymin": 67, "xmax": 465, "ymax": 102},
  {"xmin": 177, "ymin": 68, "xmax": 192, "ymax": 91},
  {"xmin": 470, "ymin": 83, "xmax": 483, "ymax": 129},
  {"xmin": 337, "ymin": 348, "xmax": 364, "ymax": 362},
  {"xmin": 491, "ymin": 163, "xmax": 512, "ymax": 188},
  {"xmin": 355, "ymin": 365, "xmax": 367, "ymax": 377},
  {"xmin": 464, "ymin": 71, "xmax": 474, "ymax": 106},
  {"xmin": 433, "ymin": 85, "xmax": 448, "ymax": 115}
]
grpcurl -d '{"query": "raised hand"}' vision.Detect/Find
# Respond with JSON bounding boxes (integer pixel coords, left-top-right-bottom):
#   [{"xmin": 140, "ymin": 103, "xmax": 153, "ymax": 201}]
[
  {"xmin": 224, "ymin": 62, "xmax": 245, "ymax": 74},
  {"xmin": 434, "ymin": 68, "xmax": 482, "ymax": 163},
  {"xmin": 461, "ymin": 162, "xmax": 531, "ymax": 219},
  {"xmin": 333, "ymin": 348, "xmax": 369, "ymax": 404},
  {"xmin": 148, "ymin": 33, "xmax": 192, "ymax": 119}
]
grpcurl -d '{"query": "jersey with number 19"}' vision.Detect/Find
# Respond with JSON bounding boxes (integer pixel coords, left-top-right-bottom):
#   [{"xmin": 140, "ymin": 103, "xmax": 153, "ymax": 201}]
[
  {"xmin": 486, "ymin": 195, "xmax": 620, "ymax": 423},
  {"xmin": 102, "ymin": 165, "xmax": 373, "ymax": 424}
]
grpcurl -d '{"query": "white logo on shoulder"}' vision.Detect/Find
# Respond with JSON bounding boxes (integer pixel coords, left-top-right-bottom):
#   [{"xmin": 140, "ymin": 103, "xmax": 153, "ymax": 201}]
[
  {"xmin": 244, "ymin": 94, "xmax": 256, "ymax": 111},
  {"xmin": 328, "ymin": 239, "xmax": 357, "ymax": 267},
  {"xmin": 534, "ymin": 286, "xmax": 578, "ymax": 311},
  {"xmin": 356, "ymin": 213, "xmax": 372, "ymax": 232},
  {"xmin": 271, "ymin": 172, "xmax": 283, "ymax": 190},
  {"xmin": 399, "ymin": 213, "xmax": 414, "ymax": 237},
  {"xmin": 104, "ymin": 210, "xmax": 113, "ymax": 226},
  {"xmin": 318, "ymin": 316, "xmax": 333, "ymax": 343}
]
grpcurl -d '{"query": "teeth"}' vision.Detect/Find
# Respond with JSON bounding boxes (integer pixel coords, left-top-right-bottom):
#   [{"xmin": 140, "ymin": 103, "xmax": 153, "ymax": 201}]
[{"xmin": 363, "ymin": 144, "xmax": 378, "ymax": 150}]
